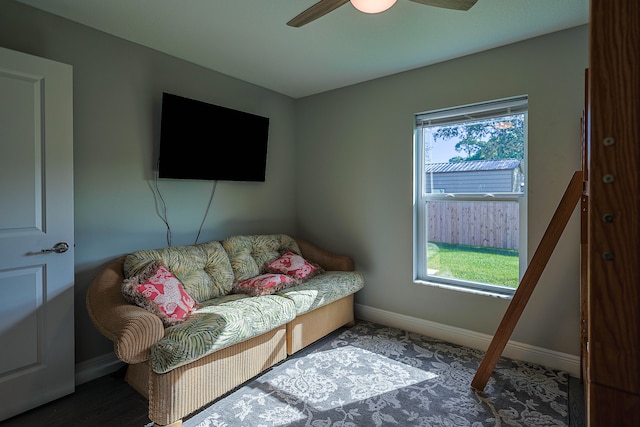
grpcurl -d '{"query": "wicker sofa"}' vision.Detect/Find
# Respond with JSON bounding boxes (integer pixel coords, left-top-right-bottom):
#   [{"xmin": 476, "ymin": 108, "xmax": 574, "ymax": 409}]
[{"xmin": 86, "ymin": 234, "xmax": 364, "ymax": 427}]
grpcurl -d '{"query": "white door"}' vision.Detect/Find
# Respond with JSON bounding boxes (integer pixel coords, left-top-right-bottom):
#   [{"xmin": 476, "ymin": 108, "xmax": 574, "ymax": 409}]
[{"xmin": 0, "ymin": 47, "xmax": 74, "ymax": 421}]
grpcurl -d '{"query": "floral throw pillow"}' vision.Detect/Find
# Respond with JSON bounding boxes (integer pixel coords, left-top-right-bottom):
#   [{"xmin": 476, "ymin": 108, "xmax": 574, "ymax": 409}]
[
  {"xmin": 265, "ymin": 251, "xmax": 324, "ymax": 281},
  {"xmin": 122, "ymin": 260, "xmax": 197, "ymax": 327},
  {"xmin": 232, "ymin": 273, "xmax": 299, "ymax": 296}
]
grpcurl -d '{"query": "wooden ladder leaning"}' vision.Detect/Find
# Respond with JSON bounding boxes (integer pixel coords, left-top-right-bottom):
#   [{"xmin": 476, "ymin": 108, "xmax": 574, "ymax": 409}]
[{"xmin": 471, "ymin": 170, "xmax": 584, "ymax": 391}]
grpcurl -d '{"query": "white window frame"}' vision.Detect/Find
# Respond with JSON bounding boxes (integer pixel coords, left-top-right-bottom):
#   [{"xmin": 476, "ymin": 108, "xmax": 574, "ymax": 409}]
[{"xmin": 413, "ymin": 96, "xmax": 528, "ymax": 298}]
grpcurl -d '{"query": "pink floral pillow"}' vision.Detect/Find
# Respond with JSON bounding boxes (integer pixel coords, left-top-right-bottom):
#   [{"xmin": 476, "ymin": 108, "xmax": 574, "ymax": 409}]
[
  {"xmin": 265, "ymin": 251, "xmax": 324, "ymax": 281},
  {"xmin": 232, "ymin": 273, "xmax": 298, "ymax": 296},
  {"xmin": 122, "ymin": 260, "xmax": 197, "ymax": 327}
]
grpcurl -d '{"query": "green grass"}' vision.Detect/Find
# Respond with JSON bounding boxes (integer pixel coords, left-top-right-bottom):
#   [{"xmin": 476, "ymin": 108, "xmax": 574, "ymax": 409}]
[{"xmin": 427, "ymin": 242, "xmax": 520, "ymax": 288}]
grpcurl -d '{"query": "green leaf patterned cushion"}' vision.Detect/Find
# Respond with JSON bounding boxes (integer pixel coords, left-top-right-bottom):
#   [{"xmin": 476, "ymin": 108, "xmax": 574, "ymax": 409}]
[
  {"xmin": 150, "ymin": 294, "xmax": 297, "ymax": 373},
  {"xmin": 278, "ymin": 271, "xmax": 365, "ymax": 315},
  {"xmin": 124, "ymin": 240, "xmax": 234, "ymax": 302},
  {"xmin": 222, "ymin": 234, "xmax": 301, "ymax": 282}
]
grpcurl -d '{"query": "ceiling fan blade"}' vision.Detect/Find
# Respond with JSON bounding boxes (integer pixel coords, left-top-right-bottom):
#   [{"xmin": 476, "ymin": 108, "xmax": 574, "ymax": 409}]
[
  {"xmin": 287, "ymin": 0, "xmax": 351, "ymax": 27},
  {"xmin": 408, "ymin": 0, "xmax": 478, "ymax": 11}
]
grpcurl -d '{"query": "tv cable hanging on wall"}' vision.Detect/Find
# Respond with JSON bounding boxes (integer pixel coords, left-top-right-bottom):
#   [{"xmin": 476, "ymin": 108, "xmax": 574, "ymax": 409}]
[{"xmin": 153, "ymin": 159, "xmax": 218, "ymax": 247}]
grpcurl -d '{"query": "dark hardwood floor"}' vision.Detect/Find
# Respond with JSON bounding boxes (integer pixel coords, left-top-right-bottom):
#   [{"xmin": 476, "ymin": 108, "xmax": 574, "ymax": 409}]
[
  {"xmin": 0, "ymin": 366, "xmax": 586, "ymax": 427},
  {"xmin": 0, "ymin": 367, "xmax": 150, "ymax": 427},
  {"xmin": 568, "ymin": 375, "xmax": 586, "ymax": 427}
]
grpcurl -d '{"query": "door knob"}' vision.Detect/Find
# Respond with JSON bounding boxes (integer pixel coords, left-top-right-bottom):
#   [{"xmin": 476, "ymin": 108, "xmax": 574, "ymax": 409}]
[{"xmin": 41, "ymin": 242, "xmax": 70, "ymax": 254}]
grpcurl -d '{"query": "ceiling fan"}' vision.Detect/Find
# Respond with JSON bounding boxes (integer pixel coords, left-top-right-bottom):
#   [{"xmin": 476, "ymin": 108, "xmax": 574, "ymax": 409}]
[{"xmin": 287, "ymin": 0, "xmax": 478, "ymax": 27}]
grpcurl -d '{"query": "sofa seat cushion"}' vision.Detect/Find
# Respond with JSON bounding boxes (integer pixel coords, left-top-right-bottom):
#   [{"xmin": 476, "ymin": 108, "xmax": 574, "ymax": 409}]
[
  {"xmin": 222, "ymin": 234, "xmax": 301, "ymax": 281},
  {"xmin": 124, "ymin": 241, "xmax": 234, "ymax": 302},
  {"xmin": 150, "ymin": 294, "xmax": 296, "ymax": 373},
  {"xmin": 277, "ymin": 271, "xmax": 364, "ymax": 316}
]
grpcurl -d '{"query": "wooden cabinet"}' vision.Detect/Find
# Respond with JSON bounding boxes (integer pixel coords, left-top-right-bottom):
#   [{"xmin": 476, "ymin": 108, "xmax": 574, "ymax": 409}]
[{"xmin": 585, "ymin": 0, "xmax": 640, "ymax": 425}]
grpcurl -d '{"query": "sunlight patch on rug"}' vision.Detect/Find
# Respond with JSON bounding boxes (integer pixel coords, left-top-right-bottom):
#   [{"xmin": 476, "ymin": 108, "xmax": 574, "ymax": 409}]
[
  {"xmin": 253, "ymin": 346, "xmax": 437, "ymax": 409},
  {"xmin": 188, "ymin": 321, "xmax": 568, "ymax": 427}
]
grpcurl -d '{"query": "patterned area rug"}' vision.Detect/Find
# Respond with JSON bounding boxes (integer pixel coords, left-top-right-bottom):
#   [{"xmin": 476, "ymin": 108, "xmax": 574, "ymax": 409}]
[{"xmin": 185, "ymin": 321, "xmax": 569, "ymax": 426}]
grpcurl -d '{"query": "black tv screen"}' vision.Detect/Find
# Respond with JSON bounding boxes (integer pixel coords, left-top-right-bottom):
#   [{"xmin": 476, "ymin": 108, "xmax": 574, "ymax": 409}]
[{"xmin": 158, "ymin": 92, "xmax": 270, "ymax": 182}]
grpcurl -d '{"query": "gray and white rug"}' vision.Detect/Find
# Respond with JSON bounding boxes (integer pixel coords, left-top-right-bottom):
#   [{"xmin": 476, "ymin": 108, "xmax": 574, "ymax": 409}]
[{"xmin": 185, "ymin": 321, "xmax": 569, "ymax": 426}]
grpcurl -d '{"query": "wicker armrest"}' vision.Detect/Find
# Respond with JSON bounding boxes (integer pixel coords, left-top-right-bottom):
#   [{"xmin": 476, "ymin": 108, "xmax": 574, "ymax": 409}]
[
  {"xmin": 295, "ymin": 238, "xmax": 355, "ymax": 272},
  {"xmin": 86, "ymin": 256, "xmax": 165, "ymax": 364}
]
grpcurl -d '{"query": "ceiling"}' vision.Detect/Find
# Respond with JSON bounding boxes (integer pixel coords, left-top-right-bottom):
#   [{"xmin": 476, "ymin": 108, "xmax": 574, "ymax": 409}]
[{"xmin": 16, "ymin": 0, "xmax": 589, "ymax": 98}]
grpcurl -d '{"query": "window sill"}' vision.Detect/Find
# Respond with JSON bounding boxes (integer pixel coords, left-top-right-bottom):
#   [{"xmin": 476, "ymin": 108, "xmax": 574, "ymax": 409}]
[{"xmin": 414, "ymin": 279, "xmax": 514, "ymax": 300}]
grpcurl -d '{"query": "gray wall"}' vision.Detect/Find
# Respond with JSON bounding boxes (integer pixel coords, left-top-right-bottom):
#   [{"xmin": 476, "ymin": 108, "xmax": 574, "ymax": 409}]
[
  {"xmin": 0, "ymin": 1, "xmax": 298, "ymax": 364},
  {"xmin": 0, "ymin": 0, "xmax": 588, "ymax": 367},
  {"xmin": 295, "ymin": 25, "xmax": 587, "ymax": 356}
]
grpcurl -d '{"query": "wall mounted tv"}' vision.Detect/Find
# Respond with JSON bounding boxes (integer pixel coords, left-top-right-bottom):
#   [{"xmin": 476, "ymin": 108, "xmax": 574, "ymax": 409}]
[{"xmin": 158, "ymin": 92, "xmax": 270, "ymax": 182}]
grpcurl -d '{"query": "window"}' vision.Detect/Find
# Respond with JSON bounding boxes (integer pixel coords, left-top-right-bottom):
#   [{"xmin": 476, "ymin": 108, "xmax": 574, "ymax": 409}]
[{"xmin": 413, "ymin": 96, "xmax": 528, "ymax": 297}]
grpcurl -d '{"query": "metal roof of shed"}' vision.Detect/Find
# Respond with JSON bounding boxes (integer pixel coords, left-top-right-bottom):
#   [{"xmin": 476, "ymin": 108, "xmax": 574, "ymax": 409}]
[{"xmin": 425, "ymin": 159, "xmax": 521, "ymax": 173}]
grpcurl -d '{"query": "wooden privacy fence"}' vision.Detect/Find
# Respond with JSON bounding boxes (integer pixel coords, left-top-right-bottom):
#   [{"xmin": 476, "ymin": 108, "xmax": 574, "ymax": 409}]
[{"xmin": 428, "ymin": 201, "xmax": 520, "ymax": 250}]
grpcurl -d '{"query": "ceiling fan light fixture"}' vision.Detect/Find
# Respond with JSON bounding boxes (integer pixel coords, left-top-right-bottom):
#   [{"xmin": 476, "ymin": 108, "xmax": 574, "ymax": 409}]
[{"xmin": 350, "ymin": 0, "xmax": 398, "ymax": 14}]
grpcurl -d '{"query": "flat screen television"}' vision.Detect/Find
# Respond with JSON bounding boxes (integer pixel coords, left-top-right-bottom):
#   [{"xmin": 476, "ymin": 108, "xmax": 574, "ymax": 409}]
[{"xmin": 158, "ymin": 92, "xmax": 270, "ymax": 182}]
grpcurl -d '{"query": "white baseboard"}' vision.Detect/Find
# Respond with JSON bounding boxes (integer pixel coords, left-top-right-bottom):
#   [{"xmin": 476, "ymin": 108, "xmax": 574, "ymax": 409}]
[
  {"xmin": 355, "ymin": 303, "xmax": 580, "ymax": 378},
  {"xmin": 75, "ymin": 352, "xmax": 124, "ymax": 386}
]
